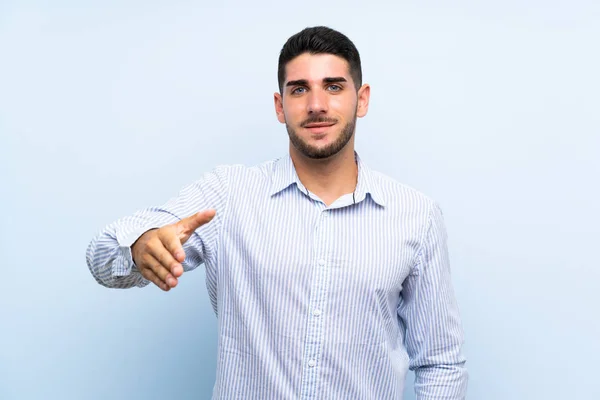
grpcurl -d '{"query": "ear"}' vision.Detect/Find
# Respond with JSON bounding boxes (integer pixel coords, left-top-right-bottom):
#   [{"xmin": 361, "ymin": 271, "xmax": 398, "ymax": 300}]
[
  {"xmin": 274, "ymin": 92, "xmax": 286, "ymax": 124},
  {"xmin": 356, "ymin": 84, "xmax": 371, "ymax": 118}
]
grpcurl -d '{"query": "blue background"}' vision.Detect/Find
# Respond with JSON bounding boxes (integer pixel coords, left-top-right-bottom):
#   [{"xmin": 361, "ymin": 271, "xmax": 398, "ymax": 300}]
[{"xmin": 1, "ymin": 1, "xmax": 599, "ymax": 399}]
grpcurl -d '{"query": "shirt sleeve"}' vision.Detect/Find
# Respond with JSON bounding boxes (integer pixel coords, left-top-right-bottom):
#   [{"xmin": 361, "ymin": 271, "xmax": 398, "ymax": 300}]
[
  {"xmin": 85, "ymin": 165, "xmax": 231, "ymax": 289},
  {"xmin": 397, "ymin": 202, "xmax": 468, "ymax": 399}
]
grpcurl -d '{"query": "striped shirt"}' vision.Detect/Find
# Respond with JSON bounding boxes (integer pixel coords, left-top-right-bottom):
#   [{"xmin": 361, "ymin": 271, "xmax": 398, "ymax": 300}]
[{"xmin": 86, "ymin": 152, "xmax": 468, "ymax": 399}]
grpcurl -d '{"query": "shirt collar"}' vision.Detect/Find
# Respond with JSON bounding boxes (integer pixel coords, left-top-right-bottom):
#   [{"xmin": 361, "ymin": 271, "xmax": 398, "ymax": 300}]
[{"xmin": 269, "ymin": 152, "xmax": 386, "ymax": 207}]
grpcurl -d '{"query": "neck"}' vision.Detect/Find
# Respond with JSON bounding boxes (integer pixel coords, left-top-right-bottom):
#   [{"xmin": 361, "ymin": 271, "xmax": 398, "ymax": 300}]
[{"xmin": 289, "ymin": 142, "xmax": 358, "ymax": 206}]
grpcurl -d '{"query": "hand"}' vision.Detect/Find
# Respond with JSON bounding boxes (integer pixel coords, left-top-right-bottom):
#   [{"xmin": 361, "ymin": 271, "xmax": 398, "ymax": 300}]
[{"xmin": 131, "ymin": 209, "xmax": 216, "ymax": 291}]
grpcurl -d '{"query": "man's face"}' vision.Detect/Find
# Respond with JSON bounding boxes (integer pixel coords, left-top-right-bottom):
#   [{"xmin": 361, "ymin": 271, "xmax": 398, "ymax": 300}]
[{"xmin": 274, "ymin": 53, "xmax": 370, "ymax": 159}]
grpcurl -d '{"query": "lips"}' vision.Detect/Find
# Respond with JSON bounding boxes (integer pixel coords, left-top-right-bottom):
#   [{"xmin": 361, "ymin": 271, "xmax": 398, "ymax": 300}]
[
  {"xmin": 304, "ymin": 123, "xmax": 335, "ymax": 134},
  {"xmin": 304, "ymin": 123, "xmax": 335, "ymax": 128}
]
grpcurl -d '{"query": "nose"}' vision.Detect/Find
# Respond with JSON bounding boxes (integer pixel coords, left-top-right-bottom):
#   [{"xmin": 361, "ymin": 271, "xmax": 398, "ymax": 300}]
[{"xmin": 306, "ymin": 88, "xmax": 328, "ymax": 114}]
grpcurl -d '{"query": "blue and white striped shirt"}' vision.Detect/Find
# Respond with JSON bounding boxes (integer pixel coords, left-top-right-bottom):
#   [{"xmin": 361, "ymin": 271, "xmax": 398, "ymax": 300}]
[{"xmin": 87, "ymin": 152, "xmax": 468, "ymax": 399}]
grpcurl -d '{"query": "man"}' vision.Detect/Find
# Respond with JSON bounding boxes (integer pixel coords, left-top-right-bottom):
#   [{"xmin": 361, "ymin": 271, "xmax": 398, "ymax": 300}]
[{"xmin": 87, "ymin": 26, "xmax": 468, "ymax": 399}]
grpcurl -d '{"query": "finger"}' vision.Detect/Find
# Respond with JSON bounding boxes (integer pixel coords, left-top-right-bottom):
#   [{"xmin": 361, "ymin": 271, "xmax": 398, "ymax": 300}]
[
  {"xmin": 139, "ymin": 263, "xmax": 170, "ymax": 291},
  {"xmin": 142, "ymin": 252, "xmax": 179, "ymax": 288},
  {"xmin": 157, "ymin": 228, "xmax": 186, "ymax": 267},
  {"xmin": 148, "ymin": 236, "xmax": 184, "ymax": 278},
  {"xmin": 176, "ymin": 209, "xmax": 216, "ymax": 242}
]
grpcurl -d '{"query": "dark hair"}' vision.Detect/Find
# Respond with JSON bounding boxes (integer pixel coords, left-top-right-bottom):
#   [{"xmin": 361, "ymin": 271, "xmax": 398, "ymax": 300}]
[{"xmin": 277, "ymin": 26, "xmax": 362, "ymax": 93}]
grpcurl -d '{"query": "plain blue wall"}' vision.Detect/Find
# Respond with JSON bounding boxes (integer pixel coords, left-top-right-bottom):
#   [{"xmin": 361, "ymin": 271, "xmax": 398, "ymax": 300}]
[{"xmin": 1, "ymin": 1, "xmax": 599, "ymax": 399}]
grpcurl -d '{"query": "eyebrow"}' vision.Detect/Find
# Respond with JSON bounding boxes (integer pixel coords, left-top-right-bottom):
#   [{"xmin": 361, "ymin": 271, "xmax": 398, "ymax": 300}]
[{"xmin": 285, "ymin": 77, "xmax": 348, "ymax": 87}]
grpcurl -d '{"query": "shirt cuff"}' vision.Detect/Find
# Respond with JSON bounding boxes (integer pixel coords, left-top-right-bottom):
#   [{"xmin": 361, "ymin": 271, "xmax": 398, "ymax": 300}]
[{"xmin": 113, "ymin": 225, "xmax": 161, "ymax": 277}]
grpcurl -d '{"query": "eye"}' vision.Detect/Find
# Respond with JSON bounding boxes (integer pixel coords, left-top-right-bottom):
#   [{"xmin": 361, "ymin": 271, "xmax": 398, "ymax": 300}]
[
  {"xmin": 327, "ymin": 84, "xmax": 342, "ymax": 92},
  {"xmin": 291, "ymin": 87, "xmax": 306, "ymax": 95}
]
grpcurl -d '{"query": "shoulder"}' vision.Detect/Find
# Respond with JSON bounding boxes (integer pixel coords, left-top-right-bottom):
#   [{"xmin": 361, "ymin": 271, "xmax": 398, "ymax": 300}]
[
  {"xmin": 369, "ymin": 169, "xmax": 449, "ymax": 246},
  {"xmin": 201, "ymin": 157, "xmax": 283, "ymax": 193},
  {"xmin": 369, "ymin": 168, "xmax": 441, "ymax": 217},
  {"xmin": 212, "ymin": 157, "xmax": 280, "ymax": 179}
]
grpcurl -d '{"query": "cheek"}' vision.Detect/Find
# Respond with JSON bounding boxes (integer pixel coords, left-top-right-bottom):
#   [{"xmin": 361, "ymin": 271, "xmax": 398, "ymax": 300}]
[
  {"xmin": 331, "ymin": 96, "xmax": 356, "ymax": 117},
  {"xmin": 283, "ymin": 102, "xmax": 305, "ymax": 124}
]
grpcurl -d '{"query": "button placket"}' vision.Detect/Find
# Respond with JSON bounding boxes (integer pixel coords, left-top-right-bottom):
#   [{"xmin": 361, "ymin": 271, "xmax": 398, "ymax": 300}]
[{"xmin": 299, "ymin": 208, "xmax": 332, "ymax": 399}]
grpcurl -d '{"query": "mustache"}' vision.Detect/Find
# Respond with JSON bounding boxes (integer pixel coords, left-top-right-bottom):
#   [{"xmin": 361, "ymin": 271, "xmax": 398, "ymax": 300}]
[{"xmin": 300, "ymin": 116, "xmax": 338, "ymax": 127}]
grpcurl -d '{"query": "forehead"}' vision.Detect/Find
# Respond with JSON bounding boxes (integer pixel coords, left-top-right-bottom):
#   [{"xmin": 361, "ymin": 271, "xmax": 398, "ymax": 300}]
[{"xmin": 284, "ymin": 53, "xmax": 351, "ymax": 83}]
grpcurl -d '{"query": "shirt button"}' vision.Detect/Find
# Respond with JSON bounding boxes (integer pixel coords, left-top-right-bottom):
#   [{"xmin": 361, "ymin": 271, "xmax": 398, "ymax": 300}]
[
  {"xmin": 318, "ymin": 259, "xmax": 325, "ymax": 266},
  {"xmin": 308, "ymin": 359, "xmax": 316, "ymax": 367},
  {"xmin": 323, "ymin": 211, "xmax": 329, "ymax": 217},
  {"xmin": 313, "ymin": 309, "xmax": 322, "ymax": 317}
]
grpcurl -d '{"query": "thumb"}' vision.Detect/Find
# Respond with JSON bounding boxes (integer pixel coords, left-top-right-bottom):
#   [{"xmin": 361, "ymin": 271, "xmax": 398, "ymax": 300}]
[{"xmin": 176, "ymin": 209, "xmax": 216, "ymax": 242}]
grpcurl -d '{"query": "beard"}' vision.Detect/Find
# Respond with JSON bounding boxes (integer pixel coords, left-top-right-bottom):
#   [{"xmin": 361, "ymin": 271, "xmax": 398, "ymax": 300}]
[{"xmin": 286, "ymin": 111, "xmax": 357, "ymax": 160}]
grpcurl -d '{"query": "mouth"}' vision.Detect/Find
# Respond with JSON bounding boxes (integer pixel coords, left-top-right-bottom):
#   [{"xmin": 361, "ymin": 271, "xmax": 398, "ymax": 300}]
[{"xmin": 304, "ymin": 122, "xmax": 336, "ymax": 134}]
